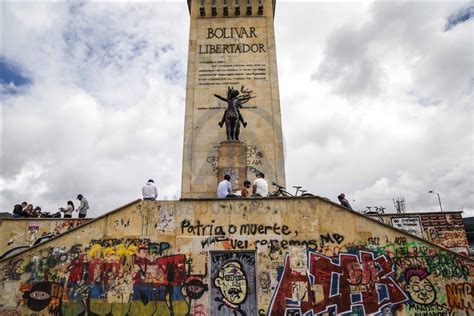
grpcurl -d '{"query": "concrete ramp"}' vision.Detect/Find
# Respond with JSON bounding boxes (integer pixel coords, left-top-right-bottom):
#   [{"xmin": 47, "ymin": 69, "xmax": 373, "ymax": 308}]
[{"xmin": 1, "ymin": 197, "xmax": 472, "ymax": 315}]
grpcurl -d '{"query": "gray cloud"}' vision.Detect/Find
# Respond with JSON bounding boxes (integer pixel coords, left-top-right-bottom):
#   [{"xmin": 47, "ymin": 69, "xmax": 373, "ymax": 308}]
[
  {"xmin": 1, "ymin": 2, "xmax": 187, "ymax": 216},
  {"xmin": 445, "ymin": 5, "xmax": 474, "ymax": 31},
  {"xmin": 1, "ymin": 2, "xmax": 473, "ymax": 219}
]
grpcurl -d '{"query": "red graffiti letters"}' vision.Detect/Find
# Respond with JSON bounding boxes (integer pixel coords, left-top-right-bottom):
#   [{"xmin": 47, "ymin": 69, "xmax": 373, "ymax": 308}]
[{"xmin": 269, "ymin": 250, "xmax": 408, "ymax": 315}]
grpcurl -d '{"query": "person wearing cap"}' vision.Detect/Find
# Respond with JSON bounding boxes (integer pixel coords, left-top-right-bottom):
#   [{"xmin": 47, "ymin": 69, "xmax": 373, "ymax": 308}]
[
  {"xmin": 76, "ymin": 194, "xmax": 89, "ymax": 218},
  {"xmin": 142, "ymin": 179, "xmax": 158, "ymax": 200}
]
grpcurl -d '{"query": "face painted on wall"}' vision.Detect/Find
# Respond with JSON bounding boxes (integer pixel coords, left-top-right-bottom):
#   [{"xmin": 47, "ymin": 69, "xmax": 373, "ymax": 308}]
[
  {"xmin": 404, "ymin": 268, "xmax": 436, "ymax": 305},
  {"xmin": 24, "ymin": 282, "xmax": 52, "ymax": 312},
  {"xmin": 214, "ymin": 261, "xmax": 247, "ymax": 307}
]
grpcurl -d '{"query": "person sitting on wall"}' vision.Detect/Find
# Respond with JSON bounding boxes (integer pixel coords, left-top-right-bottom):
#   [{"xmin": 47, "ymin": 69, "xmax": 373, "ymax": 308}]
[
  {"xmin": 338, "ymin": 193, "xmax": 353, "ymax": 210},
  {"xmin": 142, "ymin": 179, "xmax": 158, "ymax": 200},
  {"xmin": 217, "ymin": 174, "xmax": 233, "ymax": 198},
  {"xmin": 22, "ymin": 204, "xmax": 34, "ymax": 217},
  {"xmin": 241, "ymin": 180, "xmax": 252, "ymax": 198},
  {"xmin": 19, "ymin": 201, "xmax": 28, "ymax": 217},
  {"xmin": 32, "ymin": 206, "xmax": 42, "ymax": 217},
  {"xmin": 59, "ymin": 201, "xmax": 75, "ymax": 218},
  {"xmin": 252, "ymin": 172, "xmax": 268, "ymax": 197},
  {"xmin": 12, "ymin": 202, "xmax": 25, "ymax": 218},
  {"xmin": 76, "ymin": 194, "xmax": 89, "ymax": 218}
]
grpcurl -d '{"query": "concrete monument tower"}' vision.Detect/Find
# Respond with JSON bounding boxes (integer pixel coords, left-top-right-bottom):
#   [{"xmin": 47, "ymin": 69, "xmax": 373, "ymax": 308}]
[{"xmin": 182, "ymin": 0, "xmax": 285, "ymax": 198}]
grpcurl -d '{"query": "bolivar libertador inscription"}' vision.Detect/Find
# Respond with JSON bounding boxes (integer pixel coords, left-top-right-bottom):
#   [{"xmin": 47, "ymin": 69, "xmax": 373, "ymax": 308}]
[{"xmin": 199, "ymin": 27, "xmax": 266, "ymax": 55}]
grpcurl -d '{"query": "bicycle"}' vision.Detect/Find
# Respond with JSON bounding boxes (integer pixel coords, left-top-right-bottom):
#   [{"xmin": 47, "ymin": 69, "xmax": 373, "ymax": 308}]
[{"xmin": 269, "ymin": 182, "xmax": 314, "ymax": 197}]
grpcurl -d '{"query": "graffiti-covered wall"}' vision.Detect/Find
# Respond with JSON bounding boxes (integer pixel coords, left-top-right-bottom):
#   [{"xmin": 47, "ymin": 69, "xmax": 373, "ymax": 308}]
[
  {"xmin": 0, "ymin": 198, "xmax": 473, "ymax": 315},
  {"xmin": 367, "ymin": 212, "xmax": 470, "ymax": 256},
  {"xmin": 0, "ymin": 218, "xmax": 91, "ymax": 259}
]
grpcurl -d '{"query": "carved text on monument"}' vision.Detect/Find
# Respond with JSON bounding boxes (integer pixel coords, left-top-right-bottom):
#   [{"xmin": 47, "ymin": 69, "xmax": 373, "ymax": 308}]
[
  {"xmin": 198, "ymin": 26, "xmax": 267, "ymax": 55},
  {"xmin": 198, "ymin": 61, "xmax": 268, "ymax": 86}
]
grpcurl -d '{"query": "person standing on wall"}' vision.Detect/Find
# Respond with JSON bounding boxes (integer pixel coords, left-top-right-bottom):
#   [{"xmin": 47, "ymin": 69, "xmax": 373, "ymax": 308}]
[
  {"xmin": 338, "ymin": 193, "xmax": 353, "ymax": 210},
  {"xmin": 142, "ymin": 179, "xmax": 158, "ymax": 200},
  {"xmin": 60, "ymin": 201, "xmax": 75, "ymax": 218},
  {"xmin": 217, "ymin": 174, "xmax": 232, "ymax": 198},
  {"xmin": 76, "ymin": 194, "xmax": 89, "ymax": 218},
  {"xmin": 252, "ymin": 172, "xmax": 268, "ymax": 197}
]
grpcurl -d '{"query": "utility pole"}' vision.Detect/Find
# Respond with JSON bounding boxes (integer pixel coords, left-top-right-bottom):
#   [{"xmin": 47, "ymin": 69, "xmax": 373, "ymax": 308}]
[{"xmin": 393, "ymin": 196, "xmax": 406, "ymax": 214}]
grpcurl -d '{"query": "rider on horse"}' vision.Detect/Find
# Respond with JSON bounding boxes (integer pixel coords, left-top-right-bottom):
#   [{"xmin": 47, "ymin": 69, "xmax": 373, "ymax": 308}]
[{"xmin": 215, "ymin": 87, "xmax": 248, "ymax": 141}]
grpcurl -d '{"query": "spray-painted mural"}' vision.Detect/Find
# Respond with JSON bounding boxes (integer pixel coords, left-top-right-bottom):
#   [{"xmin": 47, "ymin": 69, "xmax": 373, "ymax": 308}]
[
  {"xmin": 1, "ymin": 238, "xmax": 209, "ymax": 315},
  {"xmin": 0, "ymin": 219, "xmax": 90, "ymax": 259},
  {"xmin": 0, "ymin": 199, "xmax": 472, "ymax": 316},
  {"xmin": 368, "ymin": 212, "xmax": 470, "ymax": 256}
]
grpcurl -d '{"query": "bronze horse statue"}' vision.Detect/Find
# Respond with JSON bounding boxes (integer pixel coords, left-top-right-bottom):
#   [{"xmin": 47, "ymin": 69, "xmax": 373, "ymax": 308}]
[{"xmin": 215, "ymin": 86, "xmax": 254, "ymax": 141}]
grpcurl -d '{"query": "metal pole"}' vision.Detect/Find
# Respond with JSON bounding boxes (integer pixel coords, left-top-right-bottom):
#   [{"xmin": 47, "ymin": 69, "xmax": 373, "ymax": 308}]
[{"xmin": 436, "ymin": 192, "xmax": 443, "ymax": 212}]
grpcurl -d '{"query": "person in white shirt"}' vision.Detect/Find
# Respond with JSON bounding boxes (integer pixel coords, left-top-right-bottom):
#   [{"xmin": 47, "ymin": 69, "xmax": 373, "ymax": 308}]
[
  {"xmin": 217, "ymin": 175, "xmax": 232, "ymax": 198},
  {"xmin": 59, "ymin": 201, "xmax": 75, "ymax": 218},
  {"xmin": 252, "ymin": 172, "xmax": 268, "ymax": 197},
  {"xmin": 76, "ymin": 194, "xmax": 89, "ymax": 218},
  {"xmin": 142, "ymin": 179, "xmax": 158, "ymax": 200}
]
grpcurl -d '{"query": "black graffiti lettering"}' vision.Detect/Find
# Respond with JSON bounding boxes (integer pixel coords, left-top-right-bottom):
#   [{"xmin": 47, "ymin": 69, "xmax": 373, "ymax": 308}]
[
  {"xmin": 181, "ymin": 219, "xmax": 191, "ymax": 234},
  {"xmin": 394, "ymin": 236, "xmax": 407, "ymax": 245},
  {"xmin": 368, "ymin": 237, "xmax": 380, "ymax": 245},
  {"xmin": 228, "ymin": 224, "xmax": 237, "ymax": 234},
  {"xmin": 230, "ymin": 239, "xmax": 249, "ymax": 249},
  {"xmin": 320, "ymin": 233, "xmax": 344, "ymax": 246},
  {"xmin": 288, "ymin": 240, "xmax": 302, "ymax": 246},
  {"xmin": 200, "ymin": 236, "xmax": 229, "ymax": 249},
  {"xmin": 181, "ymin": 219, "xmax": 226, "ymax": 236},
  {"xmin": 308, "ymin": 240, "xmax": 319, "ymax": 250},
  {"xmin": 239, "ymin": 223, "xmax": 291, "ymax": 235},
  {"xmin": 333, "ymin": 234, "xmax": 344, "ymax": 244}
]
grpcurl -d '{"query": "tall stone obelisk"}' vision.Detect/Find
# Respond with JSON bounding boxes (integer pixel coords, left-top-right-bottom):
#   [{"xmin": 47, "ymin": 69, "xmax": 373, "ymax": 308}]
[{"xmin": 181, "ymin": 0, "xmax": 285, "ymax": 198}]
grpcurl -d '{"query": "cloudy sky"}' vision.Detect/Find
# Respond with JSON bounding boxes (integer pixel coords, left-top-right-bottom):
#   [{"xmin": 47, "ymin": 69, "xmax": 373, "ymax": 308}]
[{"xmin": 1, "ymin": 1, "xmax": 473, "ymax": 217}]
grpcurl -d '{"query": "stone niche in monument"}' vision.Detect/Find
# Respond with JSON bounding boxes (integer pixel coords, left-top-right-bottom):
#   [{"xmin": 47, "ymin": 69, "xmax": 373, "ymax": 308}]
[{"xmin": 181, "ymin": 0, "xmax": 285, "ymax": 198}]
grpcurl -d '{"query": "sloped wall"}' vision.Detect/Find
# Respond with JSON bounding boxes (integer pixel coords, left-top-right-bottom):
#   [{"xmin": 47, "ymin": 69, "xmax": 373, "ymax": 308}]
[
  {"xmin": 0, "ymin": 198, "xmax": 472, "ymax": 315},
  {"xmin": 0, "ymin": 218, "xmax": 91, "ymax": 258},
  {"xmin": 367, "ymin": 212, "xmax": 470, "ymax": 256}
]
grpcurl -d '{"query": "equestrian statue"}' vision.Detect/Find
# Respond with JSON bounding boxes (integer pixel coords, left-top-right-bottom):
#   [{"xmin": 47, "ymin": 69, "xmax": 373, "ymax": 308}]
[{"xmin": 215, "ymin": 86, "xmax": 254, "ymax": 141}]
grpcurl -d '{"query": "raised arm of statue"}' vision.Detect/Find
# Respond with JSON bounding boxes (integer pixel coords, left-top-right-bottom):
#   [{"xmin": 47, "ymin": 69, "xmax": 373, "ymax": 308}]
[{"xmin": 214, "ymin": 94, "xmax": 228, "ymax": 102}]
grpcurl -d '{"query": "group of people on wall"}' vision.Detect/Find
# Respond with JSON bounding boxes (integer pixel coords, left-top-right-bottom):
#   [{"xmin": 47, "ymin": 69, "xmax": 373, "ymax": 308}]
[
  {"xmin": 216, "ymin": 173, "xmax": 353, "ymax": 209},
  {"xmin": 141, "ymin": 176, "xmax": 352, "ymax": 209},
  {"xmin": 217, "ymin": 172, "xmax": 268, "ymax": 198},
  {"xmin": 12, "ymin": 194, "xmax": 89, "ymax": 218}
]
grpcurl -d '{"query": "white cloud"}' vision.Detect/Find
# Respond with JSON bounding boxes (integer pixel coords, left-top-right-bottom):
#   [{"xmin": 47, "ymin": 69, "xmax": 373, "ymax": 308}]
[{"xmin": 1, "ymin": 1, "xmax": 472, "ymax": 219}]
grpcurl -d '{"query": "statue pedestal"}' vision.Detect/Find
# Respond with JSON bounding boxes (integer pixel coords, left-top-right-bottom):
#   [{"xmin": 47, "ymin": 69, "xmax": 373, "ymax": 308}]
[{"xmin": 218, "ymin": 141, "xmax": 247, "ymax": 193}]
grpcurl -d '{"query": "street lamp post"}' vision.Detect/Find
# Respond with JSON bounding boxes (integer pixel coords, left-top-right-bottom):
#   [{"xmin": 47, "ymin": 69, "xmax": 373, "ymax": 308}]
[{"xmin": 428, "ymin": 190, "xmax": 443, "ymax": 212}]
